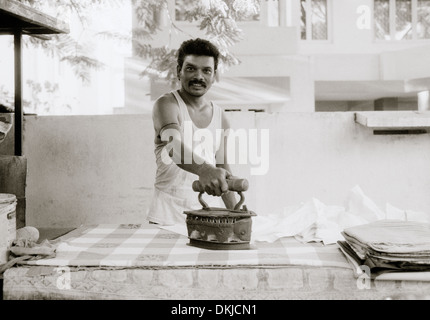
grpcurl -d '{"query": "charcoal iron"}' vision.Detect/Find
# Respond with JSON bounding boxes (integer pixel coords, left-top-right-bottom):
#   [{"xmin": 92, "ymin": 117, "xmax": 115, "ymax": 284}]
[{"xmin": 184, "ymin": 179, "xmax": 256, "ymax": 250}]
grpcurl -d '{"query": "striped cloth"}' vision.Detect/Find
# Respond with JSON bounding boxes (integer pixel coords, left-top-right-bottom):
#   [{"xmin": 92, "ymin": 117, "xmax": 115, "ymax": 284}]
[{"xmin": 18, "ymin": 224, "xmax": 351, "ymax": 269}]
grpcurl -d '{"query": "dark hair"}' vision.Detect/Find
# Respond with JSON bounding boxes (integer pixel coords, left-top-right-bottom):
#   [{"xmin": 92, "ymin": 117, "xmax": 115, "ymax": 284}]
[{"xmin": 177, "ymin": 38, "xmax": 220, "ymax": 71}]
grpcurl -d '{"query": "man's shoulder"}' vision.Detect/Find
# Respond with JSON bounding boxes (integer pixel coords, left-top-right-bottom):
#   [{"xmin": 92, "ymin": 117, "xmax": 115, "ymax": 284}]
[
  {"xmin": 155, "ymin": 91, "xmax": 176, "ymax": 104},
  {"xmin": 153, "ymin": 91, "xmax": 180, "ymax": 119},
  {"xmin": 154, "ymin": 91, "xmax": 178, "ymax": 109}
]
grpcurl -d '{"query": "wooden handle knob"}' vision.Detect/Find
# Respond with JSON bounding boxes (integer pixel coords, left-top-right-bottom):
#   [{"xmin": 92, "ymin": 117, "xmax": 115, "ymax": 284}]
[{"xmin": 192, "ymin": 179, "xmax": 249, "ymax": 193}]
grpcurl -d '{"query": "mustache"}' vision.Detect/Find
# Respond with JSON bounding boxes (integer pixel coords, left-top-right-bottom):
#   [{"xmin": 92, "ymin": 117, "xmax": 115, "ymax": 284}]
[{"xmin": 189, "ymin": 80, "xmax": 206, "ymax": 87}]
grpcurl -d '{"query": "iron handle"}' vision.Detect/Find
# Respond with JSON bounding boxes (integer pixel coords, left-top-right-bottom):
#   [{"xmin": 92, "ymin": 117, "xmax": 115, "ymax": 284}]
[{"xmin": 192, "ymin": 178, "xmax": 249, "ymax": 193}]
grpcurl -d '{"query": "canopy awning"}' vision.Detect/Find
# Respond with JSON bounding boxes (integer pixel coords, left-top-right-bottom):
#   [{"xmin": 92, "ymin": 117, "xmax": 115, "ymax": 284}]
[
  {"xmin": 0, "ymin": 0, "xmax": 69, "ymax": 156},
  {"xmin": 0, "ymin": 0, "xmax": 69, "ymax": 35}
]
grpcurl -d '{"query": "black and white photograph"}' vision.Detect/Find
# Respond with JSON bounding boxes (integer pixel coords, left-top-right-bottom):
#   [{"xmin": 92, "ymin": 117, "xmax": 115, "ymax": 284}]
[{"xmin": 1, "ymin": 0, "xmax": 430, "ymax": 306}]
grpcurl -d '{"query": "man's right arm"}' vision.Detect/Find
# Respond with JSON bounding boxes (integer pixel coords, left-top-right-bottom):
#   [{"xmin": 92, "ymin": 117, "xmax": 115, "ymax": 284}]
[{"xmin": 152, "ymin": 95, "xmax": 229, "ymax": 197}]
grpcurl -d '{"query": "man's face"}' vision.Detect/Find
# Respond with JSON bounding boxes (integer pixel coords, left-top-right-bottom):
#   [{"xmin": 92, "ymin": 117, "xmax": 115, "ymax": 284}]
[{"xmin": 177, "ymin": 55, "xmax": 216, "ymax": 97}]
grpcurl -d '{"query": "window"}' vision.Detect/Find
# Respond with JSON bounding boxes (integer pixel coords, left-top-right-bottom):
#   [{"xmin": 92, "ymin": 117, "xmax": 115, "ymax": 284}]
[
  {"xmin": 374, "ymin": 0, "xmax": 430, "ymax": 40},
  {"xmin": 300, "ymin": 0, "xmax": 328, "ymax": 40},
  {"xmin": 417, "ymin": 0, "xmax": 430, "ymax": 38}
]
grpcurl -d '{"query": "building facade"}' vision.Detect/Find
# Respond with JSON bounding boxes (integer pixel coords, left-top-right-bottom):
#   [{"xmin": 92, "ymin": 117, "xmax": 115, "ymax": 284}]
[{"xmin": 123, "ymin": 0, "xmax": 430, "ymax": 114}]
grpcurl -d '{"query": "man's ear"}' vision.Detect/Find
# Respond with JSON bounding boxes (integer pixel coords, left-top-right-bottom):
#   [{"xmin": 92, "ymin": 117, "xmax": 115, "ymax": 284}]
[{"xmin": 176, "ymin": 65, "xmax": 181, "ymax": 80}]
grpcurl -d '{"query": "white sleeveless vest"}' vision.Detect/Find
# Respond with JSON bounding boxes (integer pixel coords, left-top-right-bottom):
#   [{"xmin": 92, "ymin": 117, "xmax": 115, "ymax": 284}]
[{"xmin": 146, "ymin": 90, "xmax": 223, "ymax": 225}]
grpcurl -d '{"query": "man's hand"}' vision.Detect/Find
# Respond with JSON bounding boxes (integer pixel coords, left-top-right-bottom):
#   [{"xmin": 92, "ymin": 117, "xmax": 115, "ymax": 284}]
[{"xmin": 198, "ymin": 164, "xmax": 231, "ymax": 197}]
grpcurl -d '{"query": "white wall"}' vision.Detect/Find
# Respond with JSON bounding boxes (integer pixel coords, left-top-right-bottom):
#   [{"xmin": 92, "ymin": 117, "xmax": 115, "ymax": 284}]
[
  {"xmin": 248, "ymin": 112, "xmax": 430, "ymax": 216},
  {"xmin": 22, "ymin": 112, "xmax": 430, "ymax": 228},
  {"xmin": 297, "ymin": 0, "xmax": 430, "ymax": 102},
  {"xmin": 24, "ymin": 114, "xmax": 155, "ymax": 227},
  {"xmin": 380, "ymin": 44, "xmax": 430, "ymax": 81}
]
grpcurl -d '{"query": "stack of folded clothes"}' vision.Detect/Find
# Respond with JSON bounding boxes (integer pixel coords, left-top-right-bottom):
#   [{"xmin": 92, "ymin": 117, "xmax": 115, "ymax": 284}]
[{"xmin": 338, "ymin": 219, "xmax": 430, "ymax": 276}]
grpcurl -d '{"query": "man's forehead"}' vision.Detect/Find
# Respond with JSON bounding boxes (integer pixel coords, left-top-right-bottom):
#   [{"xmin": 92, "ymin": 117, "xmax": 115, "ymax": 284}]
[{"xmin": 183, "ymin": 55, "xmax": 215, "ymax": 68}]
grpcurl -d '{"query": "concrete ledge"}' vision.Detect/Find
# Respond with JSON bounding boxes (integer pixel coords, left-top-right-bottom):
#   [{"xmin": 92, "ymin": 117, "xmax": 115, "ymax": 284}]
[{"xmin": 355, "ymin": 111, "xmax": 430, "ymax": 130}]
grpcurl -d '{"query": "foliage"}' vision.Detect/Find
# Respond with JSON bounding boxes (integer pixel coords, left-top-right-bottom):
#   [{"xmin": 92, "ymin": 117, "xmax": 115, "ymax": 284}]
[
  {"xmin": 131, "ymin": 0, "xmax": 260, "ymax": 86},
  {"xmin": 24, "ymin": 80, "xmax": 73, "ymax": 114},
  {"xmin": 17, "ymin": 0, "xmax": 121, "ymax": 82},
  {"xmin": 17, "ymin": 0, "xmax": 260, "ymax": 87}
]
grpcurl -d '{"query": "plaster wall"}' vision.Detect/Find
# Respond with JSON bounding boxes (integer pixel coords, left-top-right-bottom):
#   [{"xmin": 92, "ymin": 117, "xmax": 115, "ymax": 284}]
[{"xmin": 22, "ymin": 113, "xmax": 430, "ymax": 228}]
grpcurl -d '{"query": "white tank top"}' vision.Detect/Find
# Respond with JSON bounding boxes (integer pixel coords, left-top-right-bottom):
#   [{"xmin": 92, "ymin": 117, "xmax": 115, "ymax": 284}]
[{"xmin": 146, "ymin": 90, "xmax": 223, "ymax": 225}]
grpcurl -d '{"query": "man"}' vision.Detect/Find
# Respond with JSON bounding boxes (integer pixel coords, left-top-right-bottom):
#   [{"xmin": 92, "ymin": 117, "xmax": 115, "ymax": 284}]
[{"xmin": 146, "ymin": 38, "xmax": 237, "ymax": 225}]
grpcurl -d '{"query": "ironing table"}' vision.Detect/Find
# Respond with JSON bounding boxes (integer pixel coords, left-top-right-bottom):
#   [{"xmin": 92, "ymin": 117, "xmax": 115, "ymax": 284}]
[{"xmin": 3, "ymin": 223, "xmax": 430, "ymax": 300}]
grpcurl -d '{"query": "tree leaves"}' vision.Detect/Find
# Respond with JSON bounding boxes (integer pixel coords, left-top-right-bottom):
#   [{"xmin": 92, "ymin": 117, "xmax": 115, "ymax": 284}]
[
  {"xmin": 131, "ymin": 0, "xmax": 251, "ymax": 86},
  {"xmin": 60, "ymin": 56, "xmax": 105, "ymax": 83},
  {"xmin": 17, "ymin": 0, "xmax": 253, "ymax": 86}
]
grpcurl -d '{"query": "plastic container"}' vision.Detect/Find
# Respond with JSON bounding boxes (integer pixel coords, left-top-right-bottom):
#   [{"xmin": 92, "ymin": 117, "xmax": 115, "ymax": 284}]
[{"xmin": 0, "ymin": 194, "xmax": 17, "ymax": 265}]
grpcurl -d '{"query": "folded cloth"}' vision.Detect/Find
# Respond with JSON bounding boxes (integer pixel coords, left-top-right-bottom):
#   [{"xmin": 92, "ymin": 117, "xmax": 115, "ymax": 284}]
[
  {"xmin": 10, "ymin": 242, "xmax": 56, "ymax": 257},
  {"xmin": 341, "ymin": 219, "xmax": 430, "ymax": 255},
  {"xmin": 251, "ymin": 185, "xmax": 382, "ymax": 245},
  {"xmin": 0, "ymin": 119, "xmax": 12, "ymax": 143},
  {"xmin": 339, "ymin": 219, "xmax": 430, "ymax": 274},
  {"xmin": 0, "ymin": 239, "xmax": 57, "ymax": 275},
  {"xmin": 338, "ymin": 240, "xmax": 430, "ymax": 274}
]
